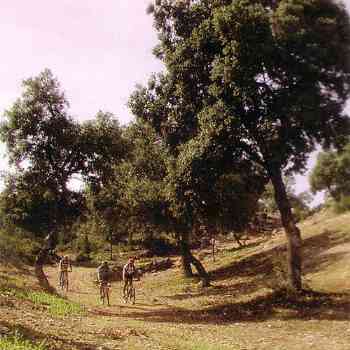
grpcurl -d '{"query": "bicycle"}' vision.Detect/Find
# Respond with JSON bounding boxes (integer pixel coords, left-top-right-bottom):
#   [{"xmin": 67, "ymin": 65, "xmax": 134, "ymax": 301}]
[
  {"xmin": 123, "ymin": 279, "xmax": 136, "ymax": 304},
  {"xmin": 100, "ymin": 281, "xmax": 111, "ymax": 306}
]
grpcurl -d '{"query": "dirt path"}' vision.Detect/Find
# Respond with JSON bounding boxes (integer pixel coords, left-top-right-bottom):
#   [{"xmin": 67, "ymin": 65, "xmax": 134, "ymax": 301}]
[{"xmin": 41, "ymin": 256, "xmax": 350, "ymax": 350}]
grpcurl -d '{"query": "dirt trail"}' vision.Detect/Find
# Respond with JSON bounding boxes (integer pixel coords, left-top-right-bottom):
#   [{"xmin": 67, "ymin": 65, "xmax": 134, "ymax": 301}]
[
  {"xmin": 45, "ymin": 265, "xmax": 167, "ymax": 314},
  {"xmin": 41, "ymin": 241, "xmax": 350, "ymax": 350}
]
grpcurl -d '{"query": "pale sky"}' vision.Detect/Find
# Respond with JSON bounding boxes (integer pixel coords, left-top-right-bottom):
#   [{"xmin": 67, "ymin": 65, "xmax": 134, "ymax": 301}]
[{"xmin": 0, "ymin": 0, "xmax": 350, "ymax": 205}]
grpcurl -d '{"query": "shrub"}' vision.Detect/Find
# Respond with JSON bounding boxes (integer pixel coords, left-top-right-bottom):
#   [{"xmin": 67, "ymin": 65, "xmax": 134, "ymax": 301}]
[
  {"xmin": 0, "ymin": 229, "xmax": 41, "ymax": 265},
  {"xmin": 333, "ymin": 194, "xmax": 350, "ymax": 213},
  {"xmin": 75, "ymin": 252, "xmax": 92, "ymax": 263}
]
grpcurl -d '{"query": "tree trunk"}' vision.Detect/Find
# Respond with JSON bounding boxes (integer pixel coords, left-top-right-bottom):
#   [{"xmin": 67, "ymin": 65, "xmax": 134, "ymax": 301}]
[
  {"xmin": 35, "ymin": 248, "xmax": 56, "ymax": 294},
  {"xmin": 188, "ymin": 251, "xmax": 210, "ymax": 287},
  {"xmin": 179, "ymin": 232, "xmax": 193, "ymax": 277},
  {"xmin": 128, "ymin": 231, "xmax": 133, "ymax": 247},
  {"xmin": 269, "ymin": 167, "xmax": 302, "ymax": 291},
  {"xmin": 179, "ymin": 232, "xmax": 210, "ymax": 286}
]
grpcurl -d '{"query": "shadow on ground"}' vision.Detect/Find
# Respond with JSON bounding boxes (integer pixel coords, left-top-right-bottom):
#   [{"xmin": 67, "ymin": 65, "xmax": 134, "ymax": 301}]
[
  {"xmin": 210, "ymin": 229, "xmax": 350, "ymax": 282},
  {"xmin": 127, "ymin": 229, "xmax": 350, "ymax": 325},
  {"xmin": 0, "ymin": 320, "xmax": 101, "ymax": 350},
  {"xmin": 121, "ymin": 289, "xmax": 350, "ymax": 325},
  {"xmin": 166, "ymin": 229, "xmax": 350, "ymax": 303}
]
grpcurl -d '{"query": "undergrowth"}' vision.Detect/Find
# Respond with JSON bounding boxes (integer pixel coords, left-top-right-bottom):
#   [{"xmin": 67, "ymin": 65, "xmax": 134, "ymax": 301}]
[{"xmin": 0, "ymin": 230, "xmax": 40, "ymax": 265}]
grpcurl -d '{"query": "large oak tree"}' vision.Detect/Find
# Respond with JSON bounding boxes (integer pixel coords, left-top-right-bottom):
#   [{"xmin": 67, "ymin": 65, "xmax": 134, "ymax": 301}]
[{"xmin": 136, "ymin": 0, "xmax": 350, "ymax": 290}]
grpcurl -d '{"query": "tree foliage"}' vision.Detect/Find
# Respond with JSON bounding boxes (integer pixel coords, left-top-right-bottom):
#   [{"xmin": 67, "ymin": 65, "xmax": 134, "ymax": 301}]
[
  {"xmin": 310, "ymin": 143, "xmax": 350, "ymax": 209},
  {"xmin": 0, "ymin": 70, "xmax": 128, "ymax": 240},
  {"xmin": 261, "ymin": 178, "xmax": 312, "ymax": 221}
]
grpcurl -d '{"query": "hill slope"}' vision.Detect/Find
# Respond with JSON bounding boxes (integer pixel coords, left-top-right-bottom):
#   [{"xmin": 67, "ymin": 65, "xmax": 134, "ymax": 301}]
[{"xmin": 1, "ymin": 210, "xmax": 350, "ymax": 350}]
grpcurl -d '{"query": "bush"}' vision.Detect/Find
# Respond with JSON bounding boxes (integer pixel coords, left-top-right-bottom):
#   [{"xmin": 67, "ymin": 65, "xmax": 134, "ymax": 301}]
[
  {"xmin": 75, "ymin": 252, "xmax": 92, "ymax": 263},
  {"xmin": 74, "ymin": 234, "xmax": 92, "ymax": 255},
  {"xmin": 333, "ymin": 194, "xmax": 350, "ymax": 213},
  {"xmin": 0, "ymin": 229, "xmax": 41, "ymax": 265}
]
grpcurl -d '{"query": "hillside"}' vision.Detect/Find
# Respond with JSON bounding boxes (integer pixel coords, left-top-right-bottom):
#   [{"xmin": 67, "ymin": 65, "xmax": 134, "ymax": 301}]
[{"xmin": 1, "ymin": 209, "xmax": 350, "ymax": 350}]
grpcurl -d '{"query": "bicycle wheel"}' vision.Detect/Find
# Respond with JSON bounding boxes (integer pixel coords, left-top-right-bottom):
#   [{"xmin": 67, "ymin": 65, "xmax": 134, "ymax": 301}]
[
  {"xmin": 59, "ymin": 274, "xmax": 63, "ymax": 289},
  {"xmin": 63, "ymin": 275, "xmax": 69, "ymax": 292},
  {"xmin": 100, "ymin": 286, "xmax": 105, "ymax": 304},
  {"xmin": 60, "ymin": 272, "xmax": 67, "ymax": 291},
  {"xmin": 130, "ymin": 286, "xmax": 135, "ymax": 304},
  {"xmin": 105, "ymin": 285, "xmax": 110, "ymax": 305},
  {"xmin": 122, "ymin": 284, "xmax": 130, "ymax": 303}
]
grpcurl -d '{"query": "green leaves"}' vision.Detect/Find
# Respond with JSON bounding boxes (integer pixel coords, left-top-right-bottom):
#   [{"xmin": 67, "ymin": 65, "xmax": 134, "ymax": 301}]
[
  {"xmin": 0, "ymin": 70, "xmax": 128, "ymax": 238},
  {"xmin": 310, "ymin": 142, "xmax": 350, "ymax": 202}
]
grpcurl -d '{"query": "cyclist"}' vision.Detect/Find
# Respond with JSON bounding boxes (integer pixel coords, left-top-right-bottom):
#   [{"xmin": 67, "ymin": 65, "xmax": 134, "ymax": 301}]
[
  {"xmin": 122, "ymin": 257, "xmax": 136, "ymax": 301},
  {"xmin": 97, "ymin": 261, "xmax": 111, "ymax": 306},
  {"xmin": 58, "ymin": 255, "xmax": 72, "ymax": 291}
]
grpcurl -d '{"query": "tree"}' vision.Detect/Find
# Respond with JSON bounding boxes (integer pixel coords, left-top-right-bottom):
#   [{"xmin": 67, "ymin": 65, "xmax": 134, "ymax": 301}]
[
  {"xmin": 0, "ymin": 69, "xmax": 128, "ymax": 288},
  {"xmin": 1, "ymin": 70, "xmax": 128, "ymax": 233},
  {"xmin": 138, "ymin": 0, "xmax": 350, "ymax": 290},
  {"xmin": 261, "ymin": 178, "xmax": 312, "ymax": 221},
  {"xmin": 164, "ymin": 147, "xmax": 266, "ymax": 284},
  {"xmin": 0, "ymin": 70, "xmax": 86, "ymax": 239},
  {"xmin": 126, "ymin": 112, "xmax": 267, "ymax": 286},
  {"xmin": 80, "ymin": 111, "xmax": 129, "ymax": 189},
  {"xmin": 0, "ymin": 172, "xmax": 83, "ymax": 239},
  {"xmin": 310, "ymin": 143, "xmax": 350, "ymax": 210}
]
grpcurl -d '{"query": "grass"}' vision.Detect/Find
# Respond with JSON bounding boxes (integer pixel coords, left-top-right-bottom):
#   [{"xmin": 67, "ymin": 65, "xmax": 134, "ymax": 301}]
[
  {"xmin": 0, "ymin": 286, "xmax": 85, "ymax": 318},
  {"xmin": 0, "ymin": 275, "xmax": 84, "ymax": 317},
  {"xmin": 21, "ymin": 291, "xmax": 85, "ymax": 316},
  {"xmin": 0, "ymin": 331, "xmax": 47, "ymax": 350}
]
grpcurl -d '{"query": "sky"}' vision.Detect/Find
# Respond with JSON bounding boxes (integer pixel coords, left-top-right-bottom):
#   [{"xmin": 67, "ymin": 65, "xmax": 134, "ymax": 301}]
[
  {"xmin": 0, "ymin": 0, "xmax": 162, "ymax": 182},
  {"xmin": 0, "ymin": 0, "xmax": 350, "ymax": 205}
]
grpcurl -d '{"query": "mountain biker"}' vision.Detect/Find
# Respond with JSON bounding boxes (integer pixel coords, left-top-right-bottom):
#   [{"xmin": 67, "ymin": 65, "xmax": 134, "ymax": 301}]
[
  {"xmin": 58, "ymin": 255, "xmax": 72, "ymax": 290},
  {"xmin": 97, "ymin": 261, "xmax": 111, "ymax": 306},
  {"xmin": 122, "ymin": 257, "xmax": 136, "ymax": 300}
]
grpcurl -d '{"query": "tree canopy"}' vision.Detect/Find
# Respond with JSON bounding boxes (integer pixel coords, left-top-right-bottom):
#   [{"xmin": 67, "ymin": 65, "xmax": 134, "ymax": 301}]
[
  {"xmin": 310, "ymin": 142, "xmax": 350, "ymax": 207},
  {"xmin": 0, "ymin": 69, "xmax": 128, "ymax": 239}
]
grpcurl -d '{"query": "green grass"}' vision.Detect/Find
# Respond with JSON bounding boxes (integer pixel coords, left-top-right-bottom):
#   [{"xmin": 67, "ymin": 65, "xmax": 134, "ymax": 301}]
[
  {"xmin": 0, "ymin": 331, "xmax": 47, "ymax": 350},
  {"xmin": 0, "ymin": 278, "xmax": 84, "ymax": 317},
  {"xmin": 19, "ymin": 291, "xmax": 85, "ymax": 316}
]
